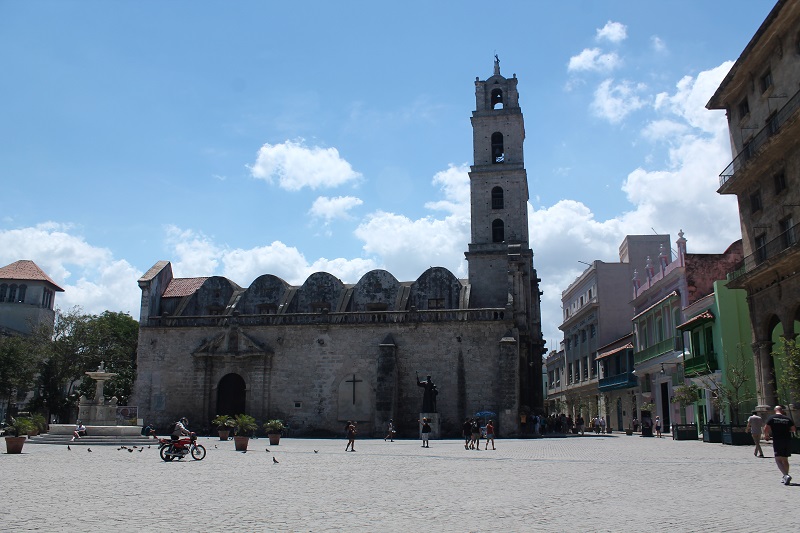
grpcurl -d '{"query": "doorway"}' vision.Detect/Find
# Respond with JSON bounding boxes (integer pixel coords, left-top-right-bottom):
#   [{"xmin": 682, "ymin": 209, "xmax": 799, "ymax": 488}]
[
  {"xmin": 217, "ymin": 373, "xmax": 246, "ymax": 416},
  {"xmin": 660, "ymin": 381, "xmax": 671, "ymax": 431}
]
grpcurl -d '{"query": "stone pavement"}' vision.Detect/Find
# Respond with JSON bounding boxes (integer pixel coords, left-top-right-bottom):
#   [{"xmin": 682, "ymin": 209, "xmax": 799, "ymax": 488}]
[{"xmin": 1, "ymin": 433, "xmax": 797, "ymax": 532}]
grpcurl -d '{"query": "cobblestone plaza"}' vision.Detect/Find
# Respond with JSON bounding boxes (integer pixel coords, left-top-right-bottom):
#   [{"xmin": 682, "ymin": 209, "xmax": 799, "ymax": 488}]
[{"xmin": 2, "ymin": 434, "xmax": 796, "ymax": 531}]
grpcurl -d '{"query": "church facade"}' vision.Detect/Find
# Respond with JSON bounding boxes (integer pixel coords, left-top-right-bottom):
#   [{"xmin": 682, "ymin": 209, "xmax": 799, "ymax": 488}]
[{"xmin": 131, "ymin": 60, "xmax": 546, "ymax": 437}]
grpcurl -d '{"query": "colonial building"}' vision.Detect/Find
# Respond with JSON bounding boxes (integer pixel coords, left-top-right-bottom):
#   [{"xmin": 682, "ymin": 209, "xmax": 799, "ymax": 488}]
[
  {"xmin": 677, "ymin": 279, "xmax": 756, "ymax": 427},
  {"xmin": 131, "ymin": 59, "xmax": 546, "ymax": 437},
  {"xmin": 631, "ymin": 234, "xmax": 743, "ymax": 433},
  {"xmin": 552, "ymin": 234, "xmax": 669, "ymax": 428},
  {"xmin": 707, "ymin": 0, "xmax": 800, "ymax": 409},
  {"xmin": 0, "ymin": 260, "xmax": 63, "ymax": 337}
]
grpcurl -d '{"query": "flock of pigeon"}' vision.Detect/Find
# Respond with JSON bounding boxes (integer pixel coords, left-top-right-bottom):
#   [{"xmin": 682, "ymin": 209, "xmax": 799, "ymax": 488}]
[{"xmin": 64, "ymin": 442, "xmax": 324, "ymax": 463}]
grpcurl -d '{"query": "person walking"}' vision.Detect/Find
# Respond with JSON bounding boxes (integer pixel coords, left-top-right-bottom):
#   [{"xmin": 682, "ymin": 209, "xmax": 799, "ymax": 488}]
[
  {"xmin": 384, "ymin": 419, "xmax": 396, "ymax": 442},
  {"xmin": 420, "ymin": 417, "xmax": 431, "ymax": 448},
  {"xmin": 576, "ymin": 415, "xmax": 585, "ymax": 436},
  {"xmin": 471, "ymin": 418, "xmax": 481, "ymax": 450},
  {"xmin": 746, "ymin": 410, "xmax": 765, "ymax": 458},
  {"xmin": 485, "ymin": 420, "xmax": 496, "ymax": 450},
  {"xmin": 764, "ymin": 405, "xmax": 797, "ymax": 485},
  {"xmin": 462, "ymin": 418, "xmax": 472, "ymax": 450},
  {"xmin": 655, "ymin": 416, "xmax": 662, "ymax": 438},
  {"xmin": 345, "ymin": 421, "xmax": 357, "ymax": 452}
]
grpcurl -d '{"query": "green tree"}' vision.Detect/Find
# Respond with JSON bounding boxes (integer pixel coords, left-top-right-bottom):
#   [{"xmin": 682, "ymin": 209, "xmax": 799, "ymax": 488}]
[
  {"xmin": 0, "ymin": 335, "xmax": 42, "ymax": 419},
  {"xmin": 28, "ymin": 308, "xmax": 138, "ymax": 421},
  {"xmin": 773, "ymin": 337, "xmax": 800, "ymax": 406}
]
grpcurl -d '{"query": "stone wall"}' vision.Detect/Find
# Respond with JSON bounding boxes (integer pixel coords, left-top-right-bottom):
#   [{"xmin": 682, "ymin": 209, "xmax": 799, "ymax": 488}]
[{"xmin": 132, "ymin": 317, "xmax": 520, "ymax": 438}]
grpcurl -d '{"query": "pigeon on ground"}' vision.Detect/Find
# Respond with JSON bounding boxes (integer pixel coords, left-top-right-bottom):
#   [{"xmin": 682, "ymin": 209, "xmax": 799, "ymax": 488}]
[
  {"xmin": 67, "ymin": 445, "xmax": 71, "ymax": 451},
  {"xmin": 214, "ymin": 445, "xmax": 218, "ymax": 449},
  {"xmin": 139, "ymin": 448, "xmax": 143, "ymax": 452},
  {"xmin": 242, "ymin": 450, "xmax": 247, "ymax": 453},
  {"xmin": 272, "ymin": 456, "xmax": 279, "ymax": 464},
  {"xmin": 87, "ymin": 448, "xmax": 92, "ymax": 452},
  {"xmin": 265, "ymin": 448, "xmax": 269, "ymax": 452},
  {"xmin": 128, "ymin": 448, "xmax": 134, "ymax": 453},
  {"xmin": 314, "ymin": 450, "xmax": 318, "ymax": 453}
]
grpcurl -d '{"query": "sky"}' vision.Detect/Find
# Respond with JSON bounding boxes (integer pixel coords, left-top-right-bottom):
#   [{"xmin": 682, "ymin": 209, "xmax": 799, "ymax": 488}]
[{"xmin": 0, "ymin": 1, "xmax": 777, "ymax": 350}]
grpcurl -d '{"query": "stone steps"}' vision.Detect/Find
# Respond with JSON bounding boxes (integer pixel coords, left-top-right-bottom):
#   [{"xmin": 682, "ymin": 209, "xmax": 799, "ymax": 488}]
[{"xmin": 26, "ymin": 434, "xmax": 159, "ymax": 446}]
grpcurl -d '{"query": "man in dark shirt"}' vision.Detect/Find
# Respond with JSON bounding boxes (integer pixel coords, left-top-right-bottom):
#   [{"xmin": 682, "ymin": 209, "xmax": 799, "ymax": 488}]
[{"xmin": 764, "ymin": 405, "xmax": 797, "ymax": 485}]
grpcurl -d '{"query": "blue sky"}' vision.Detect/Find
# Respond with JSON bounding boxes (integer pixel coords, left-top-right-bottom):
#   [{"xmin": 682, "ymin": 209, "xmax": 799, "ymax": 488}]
[{"xmin": 0, "ymin": 1, "xmax": 776, "ymax": 348}]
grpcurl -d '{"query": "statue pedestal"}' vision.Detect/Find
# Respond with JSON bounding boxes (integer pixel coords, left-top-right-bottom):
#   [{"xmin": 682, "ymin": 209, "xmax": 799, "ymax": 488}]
[{"xmin": 419, "ymin": 413, "xmax": 440, "ymax": 440}]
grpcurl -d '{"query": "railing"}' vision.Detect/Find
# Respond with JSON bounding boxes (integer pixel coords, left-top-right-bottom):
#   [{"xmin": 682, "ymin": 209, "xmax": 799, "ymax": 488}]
[
  {"xmin": 727, "ymin": 221, "xmax": 799, "ymax": 279},
  {"xmin": 634, "ymin": 335, "xmax": 681, "ymax": 365},
  {"xmin": 684, "ymin": 351, "xmax": 718, "ymax": 376},
  {"xmin": 145, "ymin": 307, "xmax": 510, "ymax": 328},
  {"xmin": 719, "ymin": 86, "xmax": 800, "ymax": 188},
  {"xmin": 598, "ymin": 372, "xmax": 638, "ymax": 391}
]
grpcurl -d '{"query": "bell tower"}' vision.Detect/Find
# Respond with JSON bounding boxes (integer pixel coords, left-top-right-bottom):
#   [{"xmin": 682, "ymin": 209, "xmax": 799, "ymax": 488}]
[
  {"xmin": 465, "ymin": 57, "xmax": 546, "ymax": 412},
  {"xmin": 465, "ymin": 56, "xmax": 531, "ymax": 308}
]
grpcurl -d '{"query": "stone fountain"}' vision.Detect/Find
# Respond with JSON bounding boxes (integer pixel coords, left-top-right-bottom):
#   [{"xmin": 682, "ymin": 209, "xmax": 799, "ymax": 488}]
[
  {"xmin": 77, "ymin": 361, "xmax": 119, "ymax": 426},
  {"xmin": 49, "ymin": 362, "xmax": 143, "ymax": 439}
]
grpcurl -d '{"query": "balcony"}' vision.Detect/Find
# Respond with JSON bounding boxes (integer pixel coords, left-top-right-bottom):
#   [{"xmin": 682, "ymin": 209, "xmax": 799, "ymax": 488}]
[
  {"xmin": 599, "ymin": 371, "xmax": 638, "ymax": 391},
  {"xmin": 634, "ymin": 335, "xmax": 681, "ymax": 365},
  {"xmin": 727, "ymin": 222, "xmax": 799, "ymax": 280},
  {"xmin": 684, "ymin": 351, "xmax": 719, "ymax": 377},
  {"xmin": 718, "ymin": 86, "xmax": 800, "ymax": 190}
]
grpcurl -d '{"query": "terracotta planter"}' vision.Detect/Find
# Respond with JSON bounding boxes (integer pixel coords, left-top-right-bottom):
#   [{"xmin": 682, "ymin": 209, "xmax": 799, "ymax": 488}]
[
  {"xmin": 5, "ymin": 436, "xmax": 27, "ymax": 454},
  {"xmin": 268, "ymin": 433, "xmax": 281, "ymax": 445},
  {"xmin": 233, "ymin": 435, "xmax": 249, "ymax": 451},
  {"xmin": 218, "ymin": 430, "xmax": 230, "ymax": 441}
]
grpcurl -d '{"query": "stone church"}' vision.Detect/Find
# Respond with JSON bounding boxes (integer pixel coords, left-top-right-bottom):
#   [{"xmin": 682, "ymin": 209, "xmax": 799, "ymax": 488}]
[{"xmin": 131, "ymin": 59, "xmax": 546, "ymax": 437}]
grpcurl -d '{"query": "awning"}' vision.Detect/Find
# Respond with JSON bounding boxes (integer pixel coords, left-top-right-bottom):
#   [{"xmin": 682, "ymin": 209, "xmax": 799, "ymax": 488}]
[
  {"xmin": 596, "ymin": 343, "xmax": 633, "ymax": 361},
  {"xmin": 677, "ymin": 310, "xmax": 715, "ymax": 331}
]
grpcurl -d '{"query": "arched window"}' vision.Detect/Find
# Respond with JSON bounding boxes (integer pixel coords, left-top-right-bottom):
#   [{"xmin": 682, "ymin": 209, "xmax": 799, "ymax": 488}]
[
  {"xmin": 8, "ymin": 284, "xmax": 16, "ymax": 303},
  {"xmin": 17, "ymin": 284, "xmax": 26, "ymax": 303},
  {"xmin": 491, "ymin": 186, "xmax": 504, "ymax": 209},
  {"xmin": 492, "ymin": 219, "xmax": 505, "ymax": 243},
  {"xmin": 491, "ymin": 132, "xmax": 504, "ymax": 163},
  {"xmin": 491, "ymin": 88, "xmax": 504, "ymax": 109},
  {"xmin": 0, "ymin": 284, "xmax": 6, "ymax": 302}
]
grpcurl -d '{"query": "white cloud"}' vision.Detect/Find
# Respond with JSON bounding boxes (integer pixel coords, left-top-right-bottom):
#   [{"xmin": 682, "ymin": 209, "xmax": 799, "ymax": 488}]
[
  {"xmin": 424, "ymin": 164, "xmax": 470, "ymax": 213},
  {"xmin": 308, "ymin": 196, "xmax": 363, "ymax": 222},
  {"xmin": 651, "ymin": 35, "xmax": 667, "ymax": 53},
  {"xmin": 249, "ymin": 138, "xmax": 362, "ymax": 191},
  {"xmin": 568, "ymin": 48, "xmax": 622, "ymax": 73},
  {"xmin": 0, "ymin": 223, "xmax": 142, "ymax": 317},
  {"xmin": 596, "ymin": 21, "xmax": 627, "ymax": 43},
  {"xmin": 591, "ymin": 79, "xmax": 648, "ymax": 123}
]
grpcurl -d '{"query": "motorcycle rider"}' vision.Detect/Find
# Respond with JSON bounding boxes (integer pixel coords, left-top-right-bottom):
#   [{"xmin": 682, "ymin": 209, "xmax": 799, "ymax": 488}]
[{"xmin": 171, "ymin": 417, "xmax": 190, "ymax": 442}]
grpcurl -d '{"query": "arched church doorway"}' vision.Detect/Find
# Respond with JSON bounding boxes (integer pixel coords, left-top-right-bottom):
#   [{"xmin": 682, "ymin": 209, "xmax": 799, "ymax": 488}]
[{"xmin": 216, "ymin": 373, "xmax": 246, "ymax": 416}]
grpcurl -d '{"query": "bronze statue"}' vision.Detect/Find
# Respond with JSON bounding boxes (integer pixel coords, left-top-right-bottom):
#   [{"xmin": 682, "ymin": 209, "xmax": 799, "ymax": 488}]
[{"xmin": 416, "ymin": 372, "xmax": 438, "ymax": 413}]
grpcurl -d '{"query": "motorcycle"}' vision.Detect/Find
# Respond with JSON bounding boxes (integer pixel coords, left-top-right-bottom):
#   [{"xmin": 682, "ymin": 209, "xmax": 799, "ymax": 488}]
[{"xmin": 158, "ymin": 432, "xmax": 206, "ymax": 461}]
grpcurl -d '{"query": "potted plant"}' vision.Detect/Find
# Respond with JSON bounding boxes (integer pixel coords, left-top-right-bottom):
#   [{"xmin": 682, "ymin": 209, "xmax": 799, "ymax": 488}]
[
  {"xmin": 263, "ymin": 419, "xmax": 284, "ymax": 446},
  {"xmin": 232, "ymin": 414, "xmax": 258, "ymax": 451},
  {"xmin": 4, "ymin": 418, "xmax": 35, "ymax": 454},
  {"xmin": 211, "ymin": 414, "xmax": 234, "ymax": 441},
  {"xmin": 31, "ymin": 413, "xmax": 47, "ymax": 436}
]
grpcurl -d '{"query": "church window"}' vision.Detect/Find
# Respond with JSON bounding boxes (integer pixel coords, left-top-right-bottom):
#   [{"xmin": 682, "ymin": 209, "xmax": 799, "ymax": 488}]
[
  {"xmin": 491, "ymin": 132, "xmax": 504, "ymax": 163},
  {"xmin": 774, "ymin": 171, "xmax": 786, "ymax": 194},
  {"xmin": 0, "ymin": 284, "xmax": 6, "ymax": 302},
  {"xmin": 427, "ymin": 298, "xmax": 445, "ymax": 309},
  {"xmin": 491, "ymin": 219, "xmax": 504, "ymax": 242},
  {"xmin": 17, "ymin": 284, "xmax": 26, "ymax": 303},
  {"xmin": 738, "ymin": 97, "xmax": 749, "ymax": 120},
  {"xmin": 8, "ymin": 284, "xmax": 17, "ymax": 303},
  {"xmin": 491, "ymin": 88, "xmax": 503, "ymax": 109},
  {"xmin": 491, "ymin": 187, "xmax": 504, "ymax": 209},
  {"xmin": 257, "ymin": 304, "xmax": 277, "ymax": 315},
  {"xmin": 42, "ymin": 288, "xmax": 53, "ymax": 309}
]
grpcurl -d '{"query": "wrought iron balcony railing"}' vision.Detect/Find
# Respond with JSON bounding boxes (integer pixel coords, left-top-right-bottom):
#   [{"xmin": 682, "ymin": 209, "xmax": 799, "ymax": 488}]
[
  {"xmin": 634, "ymin": 335, "xmax": 681, "ymax": 365},
  {"xmin": 599, "ymin": 371, "xmax": 638, "ymax": 391},
  {"xmin": 684, "ymin": 351, "xmax": 718, "ymax": 376},
  {"xmin": 727, "ymin": 221, "xmax": 799, "ymax": 279},
  {"xmin": 719, "ymin": 86, "xmax": 800, "ymax": 188}
]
